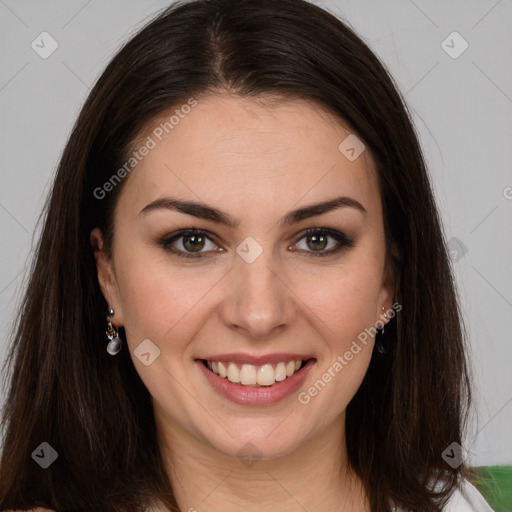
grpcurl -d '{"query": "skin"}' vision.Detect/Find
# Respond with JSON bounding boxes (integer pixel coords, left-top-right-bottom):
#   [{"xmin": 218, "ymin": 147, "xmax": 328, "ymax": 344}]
[{"xmin": 91, "ymin": 94, "xmax": 395, "ymax": 512}]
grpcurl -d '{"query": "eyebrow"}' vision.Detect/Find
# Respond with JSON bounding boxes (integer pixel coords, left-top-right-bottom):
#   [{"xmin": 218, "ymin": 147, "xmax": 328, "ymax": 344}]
[{"xmin": 139, "ymin": 195, "xmax": 367, "ymax": 227}]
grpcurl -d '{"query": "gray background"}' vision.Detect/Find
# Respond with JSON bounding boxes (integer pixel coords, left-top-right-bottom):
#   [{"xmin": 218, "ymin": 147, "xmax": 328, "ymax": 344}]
[{"xmin": 0, "ymin": 0, "xmax": 511, "ymax": 466}]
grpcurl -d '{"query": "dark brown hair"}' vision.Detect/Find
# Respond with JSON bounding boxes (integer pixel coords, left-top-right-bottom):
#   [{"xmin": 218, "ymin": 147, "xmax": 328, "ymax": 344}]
[{"xmin": 0, "ymin": 0, "xmax": 472, "ymax": 510}]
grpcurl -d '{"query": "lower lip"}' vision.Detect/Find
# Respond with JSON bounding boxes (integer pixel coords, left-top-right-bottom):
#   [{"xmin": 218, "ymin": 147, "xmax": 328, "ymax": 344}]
[{"xmin": 196, "ymin": 359, "xmax": 316, "ymax": 406}]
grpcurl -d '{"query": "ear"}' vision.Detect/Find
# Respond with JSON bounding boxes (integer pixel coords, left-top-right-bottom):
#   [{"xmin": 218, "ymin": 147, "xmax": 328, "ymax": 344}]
[
  {"xmin": 377, "ymin": 242, "xmax": 400, "ymax": 325},
  {"xmin": 90, "ymin": 227, "xmax": 124, "ymax": 326}
]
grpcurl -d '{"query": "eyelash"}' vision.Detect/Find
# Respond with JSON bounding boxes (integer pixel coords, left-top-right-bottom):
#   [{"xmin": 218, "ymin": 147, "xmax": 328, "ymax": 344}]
[{"xmin": 157, "ymin": 228, "xmax": 354, "ymax": 259}]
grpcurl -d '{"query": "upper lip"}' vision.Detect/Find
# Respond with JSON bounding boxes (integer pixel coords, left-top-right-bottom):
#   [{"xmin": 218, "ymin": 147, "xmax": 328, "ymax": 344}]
[{"xmin": 198, "ymin": 353, "xmax": 315, "ymax": 365}]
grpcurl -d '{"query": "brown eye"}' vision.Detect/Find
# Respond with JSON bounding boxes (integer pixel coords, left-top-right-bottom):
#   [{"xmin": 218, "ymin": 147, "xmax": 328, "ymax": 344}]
[
  {"xmin": 182, "ymin": 233, "xmax": 206, "ymax": 252},
  {"xmin": 158, "ymin": 229, "xmax": 220, "ymax": 258},
  {"xmin": 305, "ymin": 233, "xmax": 328, "ymax": 251},
  {"xmin": 294, "ymin": 228, "xmax": 354, "ymax": 258}
]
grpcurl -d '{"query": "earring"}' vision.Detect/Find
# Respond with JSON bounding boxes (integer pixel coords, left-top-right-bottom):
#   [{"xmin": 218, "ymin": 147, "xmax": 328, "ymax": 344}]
[
  {"xmin": 376, "ymin": 306, "xmax": 387, "ymax": 354},
  {"xmin": 381, "ymin": 305, "xmax": 387, "ymax": 335},
  {"xmin": 106, "ymin": 308, "xmax": 122, "ymax": 355}
]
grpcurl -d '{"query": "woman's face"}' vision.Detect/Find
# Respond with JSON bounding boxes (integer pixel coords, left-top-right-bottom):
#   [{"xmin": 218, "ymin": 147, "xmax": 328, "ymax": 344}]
[{"xmin": 92, "ymin": 94, "xmax": 394, "ymax": 459}]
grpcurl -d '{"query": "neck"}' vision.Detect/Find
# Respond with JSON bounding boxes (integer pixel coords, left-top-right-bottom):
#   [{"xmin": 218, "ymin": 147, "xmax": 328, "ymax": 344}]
[{"xmin": 152, "ymin": 409, "xmax": 369, "ymax": 512}]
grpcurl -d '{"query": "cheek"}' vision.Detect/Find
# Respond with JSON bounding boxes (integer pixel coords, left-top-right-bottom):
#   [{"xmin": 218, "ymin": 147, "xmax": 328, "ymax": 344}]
[
  {"xmin": 295, "ymin": 271, "xmax": 378, "ymax": 417},
  {"xmin": 290, "ymin": 246, "xmax": 383, "ymax": 409},
  {"xmin": 301, "ymin": 277, "xmax": 377, "ymax": 394},
  {"xmin": 114, "ymin": 247, "xmax": 223, "ymax": 353},
  {"xmin": 114, "ymin": 252, "xmax": 180, "ymax": 344},
  {"xmin": 294, "ymin": 253, "xmax": 384, "ymax": 344}
]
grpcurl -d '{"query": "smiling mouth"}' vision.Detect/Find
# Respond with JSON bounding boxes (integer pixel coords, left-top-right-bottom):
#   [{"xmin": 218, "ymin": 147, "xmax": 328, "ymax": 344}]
[{"xmin": 201, "ymin": 358, "xmax": 314, "ymax": 387}]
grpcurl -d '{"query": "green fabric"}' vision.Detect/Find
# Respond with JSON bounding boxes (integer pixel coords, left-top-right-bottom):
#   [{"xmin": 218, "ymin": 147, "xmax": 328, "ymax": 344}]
[{"xmin": 471, "ymin": 466, "xmax": 512, "ymax": 512}]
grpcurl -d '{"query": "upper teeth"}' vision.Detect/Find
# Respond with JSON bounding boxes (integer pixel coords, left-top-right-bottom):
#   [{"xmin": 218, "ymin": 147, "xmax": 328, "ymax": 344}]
[{"xmin": 206, "ymin": 360, "xmax": 303, "ymax": 386}]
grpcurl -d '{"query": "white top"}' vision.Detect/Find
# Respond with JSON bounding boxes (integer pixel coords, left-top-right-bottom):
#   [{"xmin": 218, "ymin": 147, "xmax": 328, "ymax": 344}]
[
  {"xmin": 393, "ymin": 478, "xmax": 495, "ymax": 511},
  {"xmin": 442, "ymin": 478, "xmax": 495, "ymax": 511}
]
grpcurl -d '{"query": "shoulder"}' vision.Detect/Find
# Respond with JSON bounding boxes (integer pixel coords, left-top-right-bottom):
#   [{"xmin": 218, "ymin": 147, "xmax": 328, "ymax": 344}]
[{"xmin": 442, "ymin": 478, "xmax": 495, "ymax": 511}]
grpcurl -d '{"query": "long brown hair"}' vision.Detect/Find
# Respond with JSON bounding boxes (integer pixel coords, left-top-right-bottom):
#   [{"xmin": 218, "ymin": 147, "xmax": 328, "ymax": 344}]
[{"xmin": 0, "ymin": 1, "xmax": 472, "ymax": 510}]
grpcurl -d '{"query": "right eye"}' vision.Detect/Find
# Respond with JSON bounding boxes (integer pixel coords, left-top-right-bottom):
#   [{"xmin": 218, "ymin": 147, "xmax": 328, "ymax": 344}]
[{"xmin": 158, "ymin": 229, "xmax": 223, "ymax": 258}]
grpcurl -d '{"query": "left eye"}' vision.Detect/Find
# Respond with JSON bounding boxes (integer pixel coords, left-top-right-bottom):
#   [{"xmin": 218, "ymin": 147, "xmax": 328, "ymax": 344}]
[
  {"xmin": 299, "ymin": 229, "xmax": 347, "ymax": 256},
  {"xmin": 294, "ymin": 228, "xmax": 353, "ymax": 257},
  {"xmin": 158, "ymin": 228, "xmax": 353, "ymax": 259}
]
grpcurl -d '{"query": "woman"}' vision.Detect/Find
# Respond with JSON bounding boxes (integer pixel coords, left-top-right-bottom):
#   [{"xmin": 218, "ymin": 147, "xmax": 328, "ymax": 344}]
[{"xmin": 0, "ymin": 0, "xmax": 495, "ymax": 511}]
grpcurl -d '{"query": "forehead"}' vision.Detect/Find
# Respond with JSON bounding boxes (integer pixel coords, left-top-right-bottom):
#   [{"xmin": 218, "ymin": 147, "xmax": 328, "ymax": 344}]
[{"xmin": 120, "ymin": 94, "xmax": 381, "ymax": 224}]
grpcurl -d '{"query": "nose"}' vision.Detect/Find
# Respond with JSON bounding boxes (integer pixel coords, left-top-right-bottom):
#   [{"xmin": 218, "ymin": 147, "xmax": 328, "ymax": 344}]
[{"xmin": 219, "ymin": 243, "xmax": 297, "ymax": 340}]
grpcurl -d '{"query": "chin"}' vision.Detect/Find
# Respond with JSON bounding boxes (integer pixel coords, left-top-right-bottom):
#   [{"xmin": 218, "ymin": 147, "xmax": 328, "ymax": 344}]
[{"xmin": 195, "ymin": 414, "xmax": 309, "ymax": 461}]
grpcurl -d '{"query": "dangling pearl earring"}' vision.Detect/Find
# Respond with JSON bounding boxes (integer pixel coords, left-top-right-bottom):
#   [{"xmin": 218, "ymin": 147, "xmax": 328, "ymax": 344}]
[{"xmin": 106, "ymin": 308, "xmax": 122, "ymax": 355}]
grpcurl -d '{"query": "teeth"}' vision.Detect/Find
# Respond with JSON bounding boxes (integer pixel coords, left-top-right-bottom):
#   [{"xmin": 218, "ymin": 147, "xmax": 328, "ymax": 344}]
[
  {"xmin": 257, "ymin": 364, "xmax": 275, "ymax": 386},
  {"xmin": 206, "ymin": 359, "xmax": 305, "ymax": 387},
  {"xmin": 218, "ymin": 361, "xmax": 228, "ymax": 378},
  {"xmin": 240, "ymin": 364, "xmax": 257, "ymax": 385},
  {"xmin": 227, "ymin": 362, "xmax": 240, "ymax": 383},
  {"xmin": 275, "ymin": 362, "xmax": 287, "ymax": 381}
]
